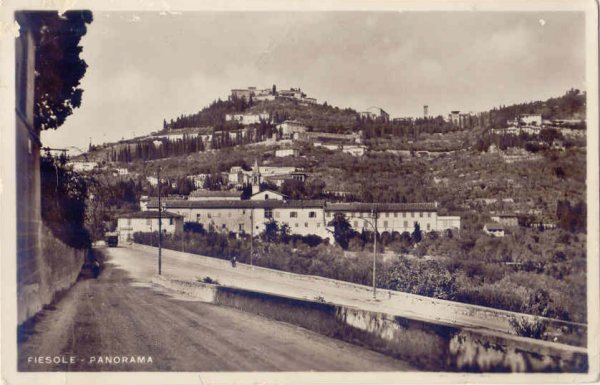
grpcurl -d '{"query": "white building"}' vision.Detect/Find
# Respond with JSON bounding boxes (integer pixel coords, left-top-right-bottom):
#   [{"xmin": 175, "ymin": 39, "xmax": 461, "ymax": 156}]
[
  {"xmin": 275, "ymin": 148, "xmax": 299, "ymax": 157},
  {"xmin": 250, "ymin": 190, "xmax": 286, "ymax": 201},
  {"xmin": 325, "ymin": 202, "xmax": 442, "ymax": 234},
  {"xmin": 359, "ymin": 107, "xmax": 390, "ymax": 122},
  {"xmin": 277, "ymin": 120, "xmax": 308, "ymax": 138},
  {"xmin": 187, "ymin": 174, "xmax": 209, "ymax": 189},
  {"xmin": 483, "ymin": 223, "xmax": 505, "ymax": 237},
  {"xmin": 117, "ymin": 211, "xmax": 183, "ymax": 243},
  {"xmin": 147, "ymin": 198, "xmax": 458, "ymax": 242},
  {"xmin": 146, "ymin": 176, "xmax": 159, "ymax": 186},
  {"xmin": 114, "ymin": 168, "xmax": 129, "ymax": 176},
  {"xmin": 342, "ymin": 145, "xmax": 367, "ymax": 157},
  {"xmin": 518, "ymin": 114, "xmax": 543, "ymax": 126},
  {"xmin": 225, "ymin": 112, "xmax": 270, "ymax": 125},
  {"xmin": 140, "ymin": 195, "xmax": 150, "ymax": 211},
  {"xmin": 436, "ymin": 216, "xmax": 461, "ymax": 232},
  {"xmin": 67, "ymin": 161, "xmax": 98, "ymax": 172}
]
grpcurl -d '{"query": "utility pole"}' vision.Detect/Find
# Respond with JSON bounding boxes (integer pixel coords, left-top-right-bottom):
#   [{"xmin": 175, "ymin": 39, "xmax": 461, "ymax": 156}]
[
  {"xmin": 158, "ymin": 167, "xmax": 162, "ymax": 275},
  {"xmin": 250, "ymin": 208, "xmax": 254, "ymax": 267},
  {"xmin": 372, "ymin": 208, "xmax": 378, "ymax": 299}
]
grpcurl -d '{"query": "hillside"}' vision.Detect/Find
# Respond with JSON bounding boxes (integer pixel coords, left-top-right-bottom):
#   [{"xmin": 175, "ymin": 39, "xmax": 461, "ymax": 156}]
[{"xmin": 484, "ymin": 88, "xmax": 586, "ymax": 129}]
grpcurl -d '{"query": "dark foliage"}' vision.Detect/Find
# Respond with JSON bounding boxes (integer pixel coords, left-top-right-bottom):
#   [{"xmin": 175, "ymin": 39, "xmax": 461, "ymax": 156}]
[
  {"xmin": 25, "ymin": 10, "xmax": 93, "ymax": 130},
  {"xmin": 40, "ymin": 152, "xmax": 90, "ymax": 248}
]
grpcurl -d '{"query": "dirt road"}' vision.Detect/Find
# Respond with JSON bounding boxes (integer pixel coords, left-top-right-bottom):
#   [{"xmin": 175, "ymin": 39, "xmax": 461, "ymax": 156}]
[{"xmin": 18, "ymin": 256, "xmax": 413, "ymax": 371}]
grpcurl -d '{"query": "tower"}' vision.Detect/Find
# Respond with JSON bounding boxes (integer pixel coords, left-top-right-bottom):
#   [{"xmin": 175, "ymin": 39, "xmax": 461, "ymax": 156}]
[
  {"xmin": 251, "ymin": 158, "xmax": 262, "ymax": 195},
  {"xmin": 423, "ymin": 105, "xmax": 429, "ymax": 118}
]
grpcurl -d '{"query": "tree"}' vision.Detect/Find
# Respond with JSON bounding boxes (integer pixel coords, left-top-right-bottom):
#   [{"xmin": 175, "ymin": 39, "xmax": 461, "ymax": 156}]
[
  {"xmin": 28, "ymin": 11, "xmax": 93, "ymax": 131},
  {"xmin": 412, "ymin": 222, "xmax": 422, "ymax": 243},
  {"xmin": 262, "ymin": 219, "xmax": 280, "ymax": 243},
  {"xmin": 328, "ymin": 213, "xmax": 356, "ymax": 250},
  {"xmin": 41, "ymin": 151, "xmax": 90, "ymax": 248}
]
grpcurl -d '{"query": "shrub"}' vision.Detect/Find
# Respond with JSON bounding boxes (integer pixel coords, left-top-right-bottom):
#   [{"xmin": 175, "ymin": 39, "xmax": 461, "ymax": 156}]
[{"xmin": 509, "ymin": 316, "xmax": 547, "ymax": 339}]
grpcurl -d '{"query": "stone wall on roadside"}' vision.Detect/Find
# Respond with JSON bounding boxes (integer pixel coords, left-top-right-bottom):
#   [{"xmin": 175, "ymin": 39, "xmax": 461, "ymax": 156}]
[
  {"xmin": 152, "ymin": 275, "xmax": 588, "ymax": 372},
  {"xmin": 17, "ymin": 224, "xmax": 86, "ymax": 325}
]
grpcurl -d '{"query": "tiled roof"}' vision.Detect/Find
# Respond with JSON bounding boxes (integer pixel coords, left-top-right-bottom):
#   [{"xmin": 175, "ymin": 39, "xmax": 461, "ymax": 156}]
[
  {"xmin": 120, "ymin": 210, "xmax": 183, "ymax": 219},
  {"xmin": 148, "ymin": 199, "xmax": 326, "ymax": 210},
  {"xmin": 189, "ymin": 190, "xmax": 241, "ymax": 198},
  {"xmin": 146, "ymin": 199, "xmax": 438, "ymax": 212},
  {"xmin": 325, "ymin": 202, "xmax": 437, "ymax": 212}
]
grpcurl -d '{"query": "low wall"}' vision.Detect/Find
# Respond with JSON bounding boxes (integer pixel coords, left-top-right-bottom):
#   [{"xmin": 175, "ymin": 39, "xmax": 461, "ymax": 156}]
[
  {"xmin": 17, "ymin": 224, "xmax": 86, "ymax": 325},
  {"xmin": 133, "ymin": 243, "xmax": 586, "ymax": 346},
  {"xmin": 152, "ymin": 275, "xmax": 588, "ymax": 372}
]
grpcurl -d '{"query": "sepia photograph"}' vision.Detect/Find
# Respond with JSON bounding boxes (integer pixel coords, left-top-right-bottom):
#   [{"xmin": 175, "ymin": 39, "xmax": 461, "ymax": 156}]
[{"xmin": 1, "ymin": 1, "xmax": 598, "ymax": 384}]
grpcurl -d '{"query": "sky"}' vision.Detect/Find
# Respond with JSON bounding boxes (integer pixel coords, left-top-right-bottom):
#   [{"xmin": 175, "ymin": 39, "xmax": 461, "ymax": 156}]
[{"xmin": 41, "ymin": 11, "xmax": 586, "ymax": 152}]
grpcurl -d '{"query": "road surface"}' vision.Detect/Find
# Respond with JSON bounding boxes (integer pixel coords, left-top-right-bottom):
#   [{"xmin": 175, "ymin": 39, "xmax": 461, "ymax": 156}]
[
  {"xmin": 18, "ymin": 252, "xmax": 414, "ymax": 371},
  {"xmin": 113, "ymin": 243, "xmax": 525, "ymax": 333}
]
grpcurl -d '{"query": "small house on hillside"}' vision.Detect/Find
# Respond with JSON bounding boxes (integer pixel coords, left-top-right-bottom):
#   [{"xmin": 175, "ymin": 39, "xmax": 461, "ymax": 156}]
[
  {"xmin": 491, "ymin": 214, "xmax": 519, "ymax": 227},
  {"xmin": 117, "ymin": 211, "xmax": 183, "ymax": 243},
  {"xmin": 483, "ymin": 223, "xmax": 505, "ymax": 237}
]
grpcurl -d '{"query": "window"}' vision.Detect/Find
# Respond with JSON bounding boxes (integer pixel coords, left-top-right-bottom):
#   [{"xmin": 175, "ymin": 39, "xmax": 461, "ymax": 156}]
[
  {"xmin": 358, "ymin": 212, "xmax": 363, "ymax": 218},
  {"xmin": 208, "ymin": 213, "xmax": 212, "ymax": 218},
  {"xmin": 350, "ymin": 212, "xmax": 355, "ymax": 218},
  {"xmin": 264, "ymin": 208, "xmax": 273, "ymax": 218},
  {"xmin": 309, "ymin": 211, "xmax": 316, "ymax": 218},
  {"xmin": 402, "ymin": 212, "xmax": 406, "ymax": 218},
  {"xmin": 290, "ymin": 211, "xmax": 298, "ymax": 218},
  {"xmin": 146, "ymin": 219, "xmax": 152, "ymax": 225},
  {"xmin": 295, "ymin": 223, "xmax": 299, "ymax": 227},
  {"xmin": 127, "ymin": 218, "xmax": 131, "ymax": 225},
  {"xmin": 427, "ymin": 212, "xmax": 431, "ymax": 218},
  {"xmin": 403, "ymin": 221, "xmax": 408, "ymax": 229},
  {"xmin": 410, "ymin": 212, "xmax": 414, "ymax": 218},
  {"xmin": 383, "ymin": 220, "xmax": 388, "ymax": 228},
  {"xmin": 169, "ymin": 218, "xmax": 173, "ymax": 225},
  {"xmin": 196, "ymin": 214, "xmax": 201, "ymax": 221},
  {"xmin": 265, "ymin": 194, "xmax": 269, "ymax": 200},
  {"xmin": 305, "ymin": 222, "xmax": 308, "ymax": 227},
  {"xmin": 326, "ymin": 212, "xmax": 331, "ymax": 217},
  {"xmin": 394, "ymin": 212, "xmax": 398, "ymax": 218},
  {"xmin": 427, "ymin": 224, "xmax": 431, "ymax": 231},
  {"xmin": 385, "ymin": 213, "xmax": 389, "ymax": 218},
  {"xmin": 419, "ymin": 212, "xmax": 423, "ymax": 218},
  {"xmin": 316, "ymin": 223, "xmax": 321, "ymax": 228},
  {"xmin": 239, "ymin": 224, "xmax": 244, "ymax": 232}
]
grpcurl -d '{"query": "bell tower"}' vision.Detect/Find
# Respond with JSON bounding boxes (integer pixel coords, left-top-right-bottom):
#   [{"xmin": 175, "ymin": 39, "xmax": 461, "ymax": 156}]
[{"xmin": 251, "ymin": 158, "xmax": 262, "ymax": 194}]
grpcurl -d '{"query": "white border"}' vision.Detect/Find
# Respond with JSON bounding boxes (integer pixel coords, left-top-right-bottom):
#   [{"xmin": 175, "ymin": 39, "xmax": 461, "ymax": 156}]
[{"xmin": 1, "ymin": 1, "xmax": 598, "ymax": 384}]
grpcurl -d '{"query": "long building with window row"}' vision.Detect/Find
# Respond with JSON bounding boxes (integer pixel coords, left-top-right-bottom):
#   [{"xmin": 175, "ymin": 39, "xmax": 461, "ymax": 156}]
[{"xmin": 146, "ymin": 199, "xmax": 460, "ymax": 240}]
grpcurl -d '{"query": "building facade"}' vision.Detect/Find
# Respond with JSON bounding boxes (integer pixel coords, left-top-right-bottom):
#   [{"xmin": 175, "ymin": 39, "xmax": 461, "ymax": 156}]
[
  {"xmin": 225, "ymin": 112, "xmax": 270, "ymax": 125},
  {"xmin": 117, "ymin": 211, "xmax": 184, "ymax": 242},
  {"xmin": 146, "ymin": 199, "xmax": 459, "ymax": 240},
  {"xmin": 275, "ymin": 148, "xmax": 300, "ymax": 157}
]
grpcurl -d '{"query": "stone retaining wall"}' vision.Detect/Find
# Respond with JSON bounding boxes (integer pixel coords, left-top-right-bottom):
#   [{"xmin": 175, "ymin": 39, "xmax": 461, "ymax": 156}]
[{"xmin": 151, "ymin": 275, "xmax": 588, "ymax": 372}]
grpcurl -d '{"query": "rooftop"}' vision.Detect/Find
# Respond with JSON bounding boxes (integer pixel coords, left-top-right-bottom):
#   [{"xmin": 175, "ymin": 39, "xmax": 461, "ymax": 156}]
[
  {"xmin": 148, "ymin": 199, "xmax": 326, "ymax": 210},
  {"xmin": 326, "ymin": 202, "xmax": 438, "ymax": 212},
  {"xmin": 147, "ymin": 199, "xmax": 439, "ymax": 212},
  {"xmin": 485, "ymin": 223, "xmax": 505, "ymax": 231},
  {"xmin": 120, "ymin": 211, "xmax": 183, "ymax": 219},
  {"xmin": 189, "ymin": 190, "xmax": 241, "ymax": 198}
]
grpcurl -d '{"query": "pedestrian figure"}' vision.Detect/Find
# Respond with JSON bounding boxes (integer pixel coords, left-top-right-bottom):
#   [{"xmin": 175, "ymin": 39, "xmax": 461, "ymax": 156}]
[
  {"xmin": 231, "ymin": 255, "xmax": 237, "ymax": 268},
  {"xmin": 92, "ymin": 260, "xmax": 101, "ymax": 278}
]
